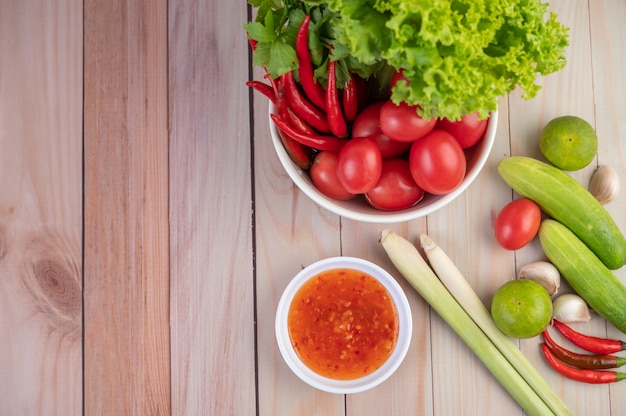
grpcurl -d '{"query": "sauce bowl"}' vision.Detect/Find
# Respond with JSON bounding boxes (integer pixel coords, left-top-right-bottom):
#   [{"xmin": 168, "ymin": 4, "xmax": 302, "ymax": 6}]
[{"xmin": 275, "ymin": 256, "xmax": 412, "ymax": 394}]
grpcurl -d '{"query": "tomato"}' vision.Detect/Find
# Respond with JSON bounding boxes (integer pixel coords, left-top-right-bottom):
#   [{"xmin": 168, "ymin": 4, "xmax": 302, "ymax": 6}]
[
  {"xmin": 352, "ymin": 102, "xmax": 412, "ymax": 158},
  {"xmin": 309, "ymin": 151, "xmax": 356, "ymax": 200},
  {"xmin": 437, "ymin": 112, "xmax": 489, "ymax": 149},
  {"xmin": 365, "ymin": 158, "xmax": 424, "ymax": 210},
  {"xmin": 379, "ymin": 100, "xmax": 437, "ymax": 143},
  {"xmin": 336, "ymin": 137, "xmax": 383, "ymax": 194},
  {"xmin": 494, "ymin": 198, "xmax": 542, "ymax": 250},
  {"xmin": 409, "ymin": 129, "xmax": 466, "ymax": 195},
  {"xmin": 390, "ymin": 69, "xmax": 410, "ymax": 90}
]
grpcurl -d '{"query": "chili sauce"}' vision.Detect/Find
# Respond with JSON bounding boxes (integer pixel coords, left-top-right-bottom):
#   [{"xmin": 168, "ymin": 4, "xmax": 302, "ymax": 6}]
[{"xmin": 287, "ymin": 268, "xmax": 399, "ymax": 380}]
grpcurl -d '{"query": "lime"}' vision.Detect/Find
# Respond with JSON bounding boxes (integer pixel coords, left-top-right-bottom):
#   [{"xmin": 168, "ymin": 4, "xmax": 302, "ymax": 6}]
[
  {"xmin": 490, "ymin": 279, "xmax": 552, "ymax": 339},
  {"xmin": 539, "ymin": 115, "xmax": 598, "ymax": 171}
]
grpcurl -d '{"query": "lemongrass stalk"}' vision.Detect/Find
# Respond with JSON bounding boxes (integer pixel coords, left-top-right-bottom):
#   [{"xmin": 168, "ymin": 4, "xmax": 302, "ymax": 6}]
[
  {"xmin": 419, "ymin": 234, "xmax": 571, "ymax": 416},
  {"xmin": 379, "ymin": 230, "xmax": 558, "ymax": 416}
]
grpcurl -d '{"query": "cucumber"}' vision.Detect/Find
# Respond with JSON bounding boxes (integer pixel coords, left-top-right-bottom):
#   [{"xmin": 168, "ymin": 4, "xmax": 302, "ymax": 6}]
[
  {"xmin": 498, "ymin": 156, "xmax": 626, "ymax": 270},
  {"xmin": 539, "ymin": 219, "xmax": 626, "ymax": 334}
]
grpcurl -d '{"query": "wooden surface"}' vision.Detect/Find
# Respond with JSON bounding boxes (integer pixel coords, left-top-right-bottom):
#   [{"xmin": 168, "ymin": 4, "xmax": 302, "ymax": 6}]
[{"xmin": 0, "ymin": 1, "xmax": 625, "ymax": 415}]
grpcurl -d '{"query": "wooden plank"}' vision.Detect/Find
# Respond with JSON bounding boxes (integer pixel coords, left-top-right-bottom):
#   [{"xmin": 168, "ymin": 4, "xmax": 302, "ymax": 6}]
[
  {"xmin": 167, "ymin": 1, "xmax": 256, "ymax": 414},
  {"xmin": 589, "ymin": 0, "xmax": 626, "ymax": 414},
  {"xmin": 83, "ymin": 0, "xmax": 171, "ymax": 414},
  {"xmin": 0, "ymin": 1, "xmax": 83, "ymax": 415}
]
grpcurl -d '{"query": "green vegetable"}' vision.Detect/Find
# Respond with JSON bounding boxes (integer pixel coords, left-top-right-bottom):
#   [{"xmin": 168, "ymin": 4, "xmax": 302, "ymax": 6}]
[
  {"xmin": 539, "ymin": 219, "xmax": 626, "ymax": 334},
  {"xmin": 420, "ymin": 234, "xmax": 571, "ymax": 416},
  {"xmin": 380, "ymin": 230, "xmax": 569, "ymax": 416},
  {"xmin": 245, "ymin": 0, "xmax": 569, "ymax": 121},
  {"xmin": 498, "ymin": 156, "xmax": 626, "ymax": 270}
]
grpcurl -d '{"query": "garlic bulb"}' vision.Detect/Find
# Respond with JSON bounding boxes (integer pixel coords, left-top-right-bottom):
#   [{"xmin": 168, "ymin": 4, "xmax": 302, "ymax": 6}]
[
  {"xmin": 589, "ymin": 165, "xmax": 620, "ymax": 204},
  {"xmin": 517, "ymin": 261, "xmax": 560, "ymax": 296},
  {"xmin": 552, "ymin": 293, "xmax": 591, "ymax": 323}
]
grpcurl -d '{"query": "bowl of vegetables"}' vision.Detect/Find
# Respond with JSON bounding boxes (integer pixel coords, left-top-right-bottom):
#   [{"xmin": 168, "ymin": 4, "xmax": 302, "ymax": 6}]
[
  {"xmin": 275, "ymin": 256, "xmax": 412, "ymax": 393},
  {"xmin": 269, "ymin": 99, "xmax": 498, "ymax": 222},
  {"xmin": 246, "ymin": 0, "xmax": 569, "ymax": 222}
]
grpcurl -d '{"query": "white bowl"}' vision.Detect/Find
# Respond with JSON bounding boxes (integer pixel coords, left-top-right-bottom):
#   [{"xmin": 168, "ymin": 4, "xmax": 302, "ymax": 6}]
[
  {"xmin": 275, "ymin": 256, "xmax": 412, "ymax": 394},
  {"xmin": 269, "ymin": 104, "xmax": 498, "ymax": 223}
]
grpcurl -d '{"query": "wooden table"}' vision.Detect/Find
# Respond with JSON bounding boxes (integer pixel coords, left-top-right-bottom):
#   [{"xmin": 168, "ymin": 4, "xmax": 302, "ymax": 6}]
[{"xmin": 1, "ymin": 1, "xmax": 625, "ymax": 415}]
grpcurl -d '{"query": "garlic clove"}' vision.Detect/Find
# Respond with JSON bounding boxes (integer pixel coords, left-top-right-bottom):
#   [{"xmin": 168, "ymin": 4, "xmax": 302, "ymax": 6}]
[
  {"xmin": 552, "ymin": 293, "xmax": 592, "ymax": 323},
  {"xmin": 517, "ymin": 261, "xmax": 561, "ymax": 296},
  {"xmin": 589, "ymin": 165, "xmax": 620, "ymax": 204}
]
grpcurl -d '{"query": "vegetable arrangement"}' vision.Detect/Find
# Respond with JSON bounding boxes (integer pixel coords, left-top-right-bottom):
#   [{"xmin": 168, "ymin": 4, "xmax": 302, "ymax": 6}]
[
  {"xmin": 379, "ymin": 230, "xmax": 571, "ymax": 416},
  {"xmin": 245, "ymin": 0, "xmax": 570, "ymax": 212},
  {"xmin": 492, "ymin": 114, "xmax": 626, "ymax": 386}
]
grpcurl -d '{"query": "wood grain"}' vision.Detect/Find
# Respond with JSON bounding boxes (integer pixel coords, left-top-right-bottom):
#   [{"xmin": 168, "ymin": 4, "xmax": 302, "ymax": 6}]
[
  {"xmin": 1, "ymin": 0, "xmax": 626, "ymax": 414},
  {"xmin": 0, "ymin": 1, "xmax": 82, "ymax": 415},
  {"xmin": 83, "ymin": 0, "xmax": 170, "ymax": 414},
  {"xmin": 168, "ymin": 1, "xmax": 256, "ymax": 415}
]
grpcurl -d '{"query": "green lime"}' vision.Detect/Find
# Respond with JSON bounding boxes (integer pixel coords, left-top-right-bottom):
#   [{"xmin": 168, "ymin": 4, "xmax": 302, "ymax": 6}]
[
  {"xmin": 539, "ymin": 115, "xmax": 598, "ymax": 171},
  {"xmin": 490, "ymin": 279, "xmax": 553, "ymax": 339}
]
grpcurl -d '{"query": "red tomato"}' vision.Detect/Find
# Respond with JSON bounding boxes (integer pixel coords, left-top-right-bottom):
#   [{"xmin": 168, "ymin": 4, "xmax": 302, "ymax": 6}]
[
  {"xmin": 352, "ymin": 102, "xmax": 412, "ymax": 158},
  {"xmin": 365, "ymin": 158, "xmax": 424, "ymax": 210},
  {"xmin": 437, "ymin": 112, "xmax": 489, "ymax": 149},
  {"xmin": 379, "ymin": 100, "xmax": 437, "ymax": 142},
  {"xmin": 390, "ymin": 69, "xmax": 410, "ymax": 90},
  {"xmin": 409, "ymin": 129, "xmax": 466, "ymax": 195},
  {"xmin": 309, "ymin": 151, "xmax": 356, "ymax": 200},
  {"xmin": 494, "ymin": 198, "xmax": 542, "ymax": 250},
  {"xmin": 337, "ymin": 137, "xmax": 383, "ymax": 194}
]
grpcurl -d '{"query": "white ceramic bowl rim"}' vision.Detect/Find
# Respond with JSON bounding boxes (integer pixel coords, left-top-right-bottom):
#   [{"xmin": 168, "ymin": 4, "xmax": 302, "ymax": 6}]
[
  {"xmin": 275, "ymin": 256, "xmax": 413, "ymax": 394},
  {"xmin": 269, "ymin": 103, "xmax": 498, "ymax": 223}
]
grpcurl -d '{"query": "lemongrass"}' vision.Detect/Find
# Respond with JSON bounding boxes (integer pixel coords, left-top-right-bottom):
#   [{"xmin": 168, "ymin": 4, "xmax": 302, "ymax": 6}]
[
  {"xmin": 552, "ymin": 293, "xmax": 592, "ymax": 323},
  {"xmin": 419, "ymin": 234, "xmax": 571, "ymax": 415},
  {"xmin": 379, "ymin": 230, "xmax": 567, "ymax": 416}
]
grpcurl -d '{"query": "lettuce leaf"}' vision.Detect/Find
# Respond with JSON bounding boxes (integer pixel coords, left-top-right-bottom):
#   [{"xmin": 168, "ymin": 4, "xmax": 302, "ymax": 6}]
[
  {"xmin": 246, "ymin": 0, "xmax": 569, "ymax": 120},
  {"xmin": 323, "ymin": 0, "xmax": 569, "ymax": 120}
]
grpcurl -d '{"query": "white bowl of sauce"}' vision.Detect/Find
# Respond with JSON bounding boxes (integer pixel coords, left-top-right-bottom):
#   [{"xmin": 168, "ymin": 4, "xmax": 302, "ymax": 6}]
[{"xmin": 275, "ymin": 257, "xmax": 412, "ymax": 394}]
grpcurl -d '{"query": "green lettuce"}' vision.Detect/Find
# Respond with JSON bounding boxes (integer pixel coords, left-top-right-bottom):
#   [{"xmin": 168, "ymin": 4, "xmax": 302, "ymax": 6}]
[
  {"xmin": 323, "ymin": 0, "xmax": 569, "ymax": 120},
  {"xmin": 246, "ymin": 0, "xmax": 569, "ymax": 120}
]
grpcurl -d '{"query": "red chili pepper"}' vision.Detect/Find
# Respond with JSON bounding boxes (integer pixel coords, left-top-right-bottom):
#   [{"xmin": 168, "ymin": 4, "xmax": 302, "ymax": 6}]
[
  {"xmin": 296, "ymin": 14, "xmax": 326, "ymax": 111},
  {"xmin": 281, "ymin": 71, "xmax": 330, "ymax": 134},
  {"xmin": 326, "ymin": 60, "xmax": 347, "ymax": 138},
  {"xmin": 342, "ymin": 72, "xmax": 359, "ymax": 122},
  {"xmin": 248, "ymin": 38, "xmax": 258, "ymax": 51},
  {"xmin": 272, "ymin": 84, "xmax": 314, "ymax": 169},
  {"xmin": 276, "ymin": 128, "xmax": 314, "ymax": 170},
  {"xmin": 286, "ymin": 107, "xmax": 317, "ymax": 135},
  {"xmin": 246, "ymin": 80, "xmax": 276, "ymax": 104},
  {"xmin": 540, "ymin": 344, "xmax": 626, "ymax": 384},
  {"xmin": 552, "ymin": 319, "xmax": 626, "ymax": 355},
  {"xmin": 270, "ymin": 113, "xmax": 346, "ymax": 152},
  {"xmin": 264, "ymin": 74, "xmax": 280, "ymax": 100},
  {"xmin": 542, "ymin": 329, "xmax": 626, "ymax": 369}
]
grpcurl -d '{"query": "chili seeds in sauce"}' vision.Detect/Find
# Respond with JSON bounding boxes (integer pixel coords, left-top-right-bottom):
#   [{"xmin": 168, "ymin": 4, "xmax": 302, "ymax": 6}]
[{"xmin": 287, "ymin": 268, "xmax": 399, "ymax": 380}]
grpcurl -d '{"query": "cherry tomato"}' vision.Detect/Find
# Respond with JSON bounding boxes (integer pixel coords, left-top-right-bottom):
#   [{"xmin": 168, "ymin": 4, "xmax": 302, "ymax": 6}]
[
  {"xmin": 352, "ymin": 102, "xmax": 412, "ymax": 158},
  {"xmin": 390, "ymin": 69, "xmax": 410, "ymax": 90},
  {"xmin": 409, "ymin": 129, "xmax": 466, "ymax": 195},
  {"xmin": 336, "ymin": 137, "xmax": 382, "ymax": 194},
  {"xmin": 437, "ymin": 112, "xmax": 489, "ymax": 149},
  {"xmin": 494, "ymin": 198, "xmax": 542, "ymax": 250},
  {"xmin": 309, "ymin": 151, "xmax": 356, "ymax": 200},
  {"xmin": 365, "ymin": 158, "xmax": 424, "ymax": 210},
  {"xmin": 379, "ymin": 100, "xmax": 437, "ymax": 142}
]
